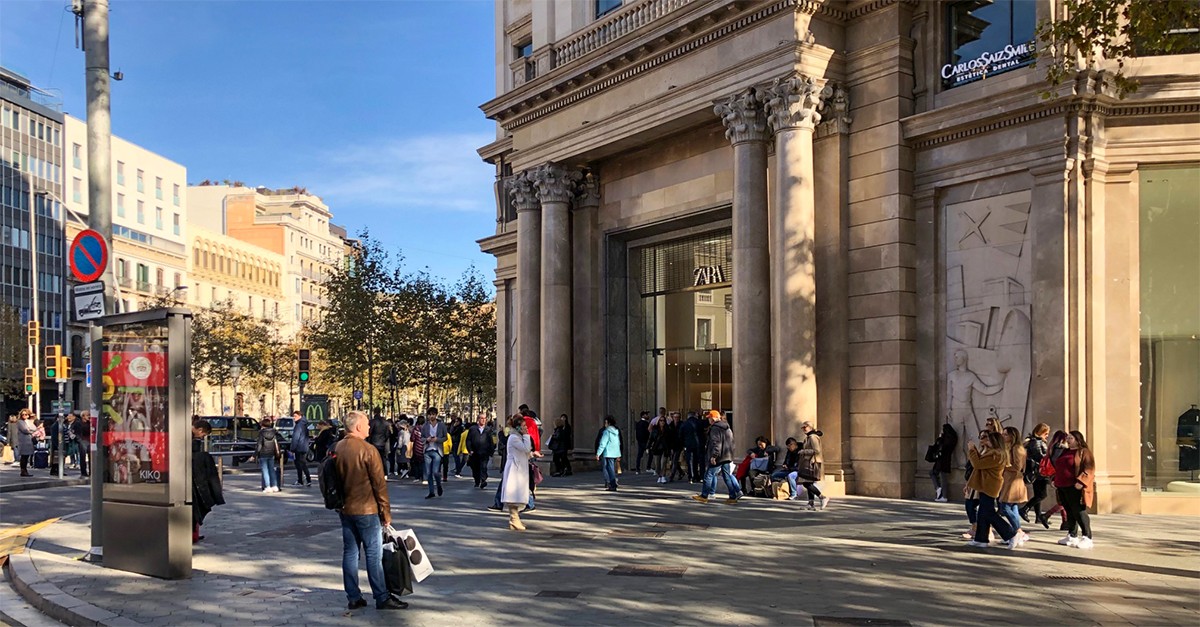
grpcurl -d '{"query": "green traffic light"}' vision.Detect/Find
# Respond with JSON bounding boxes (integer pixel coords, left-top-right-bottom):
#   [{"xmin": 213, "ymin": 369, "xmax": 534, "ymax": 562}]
[
  {"xmin": 47, "ymin": 369, "xmax": 56, "ymax": 378},
  {"xmin": 299, "ymin": 372, "xmax": 309, "ymax": 382}
]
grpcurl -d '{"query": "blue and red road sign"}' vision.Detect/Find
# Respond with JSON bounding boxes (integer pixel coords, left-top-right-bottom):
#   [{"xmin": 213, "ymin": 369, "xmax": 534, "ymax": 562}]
[{"xmin": 69, "ymin": 229, "xmax": 109, "ymax": 283}]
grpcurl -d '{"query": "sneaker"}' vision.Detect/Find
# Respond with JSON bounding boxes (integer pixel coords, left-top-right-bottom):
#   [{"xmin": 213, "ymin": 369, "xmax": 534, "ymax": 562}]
[
  {"xmin": 807, "ymin": 502, "xmax": 816, "ymax": 511},
  {"xmin": 1075, "ymin": 537, "xmax": 1094, "ymax": 550},
  {"xmin": 1003, "ymin": 537, "xmax": 1020, "ymax": 550},
  {"xmin": 425, "ymin": 494, "xmax": 436, "ymax": 499},
  {"xmin": 1058, "ymin": 535, "xmax": 1078, "ymax": 546},
  {"xmin": 486, "ymin": 505, "xmax": 502, "ymax": 511},
  {"xmin": 819, "ymin": 496, "xmax": 830, "ymax": 510},
  {"xmin": 481, "ymin": 481, "xmax": 488, "ymax": 489},
  {"xmin": 347, "ymin": 598, "xmax": 368, "ymax": 610},
  {"xmin": 437, "ymin": 485, "xmax": 443, "ymax": 496},
  {"xmin": 691, "ymin": 495, "xmax": 709, "ymax": 504},
  {"xmin": 965, "ymin": 540, "xmax": 990, "ymax": 548},
  {"xmin": 935, "ymin": 496, "xmax": 949, "ymax": 503},
  {"xmin": 454, "ymin": 474, "xmax": 463, "ymax": 479},
  {"xmin": 377, "ymin": 597, "xmax": 409, "ymax": 610},
  {"xmin": 725, "ymin": 497, "xmax": 740, "ymax": 505},
  {"xmin": 1017, "ymin": 531, "xmax": 1031, "ymax": 546},
  {"xmin": 935, "ymin": 488, "xmax": 943, "ymax": 501},
  {"xmin": 292, "ymin": 482, "xmax": 305, "ymax": 487},
  {"xmin": 262, "ymin": 488, "xmax": 271, "ymax": 493}
]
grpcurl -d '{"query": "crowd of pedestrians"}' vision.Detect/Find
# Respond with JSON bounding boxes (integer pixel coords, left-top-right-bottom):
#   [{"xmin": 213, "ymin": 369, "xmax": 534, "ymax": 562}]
[{"xmin": 4, "ymin": 408, "xmax": 91, "ymax": 478}]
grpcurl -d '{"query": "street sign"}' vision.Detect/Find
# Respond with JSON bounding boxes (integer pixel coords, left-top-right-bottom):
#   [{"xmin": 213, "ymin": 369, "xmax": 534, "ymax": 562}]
[
  {"xmin": 69, "ymin": 229, "xmax": 109, "ymax": 283},
  {"xmin": 73, "ymin": 281, "xmax": 107, "ymax": 322},
  {"xmin": 52, "ymin": 400, "xmax": 73, "ymax": 413},
  {"xmin": 86, "ymin": 362, "xmax": 92, "ymax": 387},
  {"xmin": 352, "ymin": 390, "xmax": 363, "ymax": 400}
]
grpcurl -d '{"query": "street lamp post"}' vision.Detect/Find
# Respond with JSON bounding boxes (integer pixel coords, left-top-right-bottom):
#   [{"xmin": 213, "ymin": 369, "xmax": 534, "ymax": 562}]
[{"xmin": 229, "ymin": 356, "xmax": 242, "ymax": 439}]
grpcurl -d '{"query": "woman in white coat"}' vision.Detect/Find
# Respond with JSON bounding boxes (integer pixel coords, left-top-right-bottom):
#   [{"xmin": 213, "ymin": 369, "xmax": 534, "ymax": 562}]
[{"xmin": 501, "ymin": 416, "xmax": 541, "ymax": 530}]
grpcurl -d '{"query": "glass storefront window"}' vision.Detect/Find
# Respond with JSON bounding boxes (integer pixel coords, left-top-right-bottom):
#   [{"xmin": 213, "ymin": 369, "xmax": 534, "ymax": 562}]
[
  {"xmin": 1139, "ymin": 165, "xmax": 1200, "ymax": 491},
  {"xmin": 944, "ymin": 0, "xmax": 1036, "ymax": 88},
  {"xmin": 636, "ymin": 231, "xmax": 734, "ymax": 415}
]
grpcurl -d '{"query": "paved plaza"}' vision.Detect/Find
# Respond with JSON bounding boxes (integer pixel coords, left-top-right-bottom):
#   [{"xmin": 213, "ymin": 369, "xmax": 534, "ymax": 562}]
[{"xmin": 2, "ymin": 468, "xmax": 1198, "ymax": 626}]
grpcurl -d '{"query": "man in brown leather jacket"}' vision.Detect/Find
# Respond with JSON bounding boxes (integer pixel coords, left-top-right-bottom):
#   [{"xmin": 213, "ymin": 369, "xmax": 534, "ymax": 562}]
[{"xmin": 335, "ymin": 410, "xmax": 405, "ymax": 611}]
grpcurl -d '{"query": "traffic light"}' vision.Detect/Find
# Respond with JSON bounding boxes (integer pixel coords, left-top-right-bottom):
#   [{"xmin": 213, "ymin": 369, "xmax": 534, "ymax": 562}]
[
  {"xmin": 298, "ymin": 348, "xmax": 311, "ymax": 383},
  {"xmin": 26, "ymin": 320, "xmax": 40, "ymax": 346},
  {"xmin": 62, "ymin": 356, "xmax": 73, "ymax": 379},
  {"xmin": 24, "ymin": 368, "xmax": 38, "ymax": 394},
  {"xmin": 45, "ymin": 345, "xmax": 62, "ymax": 379}
]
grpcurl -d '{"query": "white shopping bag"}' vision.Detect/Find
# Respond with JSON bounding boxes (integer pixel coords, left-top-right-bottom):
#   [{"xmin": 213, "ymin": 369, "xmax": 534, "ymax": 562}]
[{"xmin": 387, "ymin": 527, "xmax": 433, "ymax": 583}]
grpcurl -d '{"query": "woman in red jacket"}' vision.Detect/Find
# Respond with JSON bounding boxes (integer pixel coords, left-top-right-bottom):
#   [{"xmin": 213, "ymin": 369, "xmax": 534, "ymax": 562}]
[{"xmin": 1052, "ymin": 430, "xmax": 1096, "ymax": 549}]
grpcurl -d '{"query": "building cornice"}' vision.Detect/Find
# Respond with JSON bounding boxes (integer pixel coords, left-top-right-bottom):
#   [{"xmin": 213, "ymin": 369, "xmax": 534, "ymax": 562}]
[
  {"xmin": 481, "ymin": 0, "xmax": 841, "ymax": 132},
  {"xmin": 904, "ymin": 72, "xmax": 1200, "ymax": 151},
  {"xmin": 478, "ymin": 230, "xmax": 518, "ymax": 257}
]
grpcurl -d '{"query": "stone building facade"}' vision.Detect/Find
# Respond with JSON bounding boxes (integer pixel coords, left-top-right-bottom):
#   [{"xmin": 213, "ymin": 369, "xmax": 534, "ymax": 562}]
[{"xmin": 477, "ymin": 0, "xmax": 1200, "ymax": 514}]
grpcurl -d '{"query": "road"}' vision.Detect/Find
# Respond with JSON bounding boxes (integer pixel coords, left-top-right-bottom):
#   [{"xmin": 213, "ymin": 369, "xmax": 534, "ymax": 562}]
[{"xmin": 0, "ymin": 485, "xmax": 91, "ymax": 532}]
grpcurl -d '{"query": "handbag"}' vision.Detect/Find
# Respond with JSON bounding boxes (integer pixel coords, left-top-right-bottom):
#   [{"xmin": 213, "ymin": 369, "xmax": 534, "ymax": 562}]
[
  {"xmin": 924, "ymin": 443, "xmax": 940, "ymax": 463},
  {"xmin": 530, "ymin": 461, "xmax": 544, "ymax": 485},
  {"xmin": 1038, "ymin": 454, "xmax": 1055, "ymax": 478}
]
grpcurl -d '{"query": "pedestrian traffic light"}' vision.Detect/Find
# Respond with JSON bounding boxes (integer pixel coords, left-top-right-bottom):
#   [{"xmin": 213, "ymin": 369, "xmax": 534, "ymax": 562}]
[
  {"xmin": 45, "ymin": 345, "xmax": 62, "ymax": 379},
  {"xmin": 298, "ymin": 348, "xmax": 311, "ymax": 383},
  {"xmin": 26, "ymin": 320, "xmax": 40, "ymax": 346},
  {"xmin": 62, "ymin": 357, "xmax": 73, "ymax": 380},
  {"xmin": 24, "ymin": 368, "xmax": 38, "ymax": 393}
]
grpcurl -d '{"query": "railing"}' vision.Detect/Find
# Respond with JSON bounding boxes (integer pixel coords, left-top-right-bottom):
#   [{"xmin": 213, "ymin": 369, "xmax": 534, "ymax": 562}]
[
  {"xmin": 555, "ymin": 0, "xmax": 695, "ymax": 66},
  {"xmin": 135, "ymin": 280, "xmax": 153, "ymax": 293}
]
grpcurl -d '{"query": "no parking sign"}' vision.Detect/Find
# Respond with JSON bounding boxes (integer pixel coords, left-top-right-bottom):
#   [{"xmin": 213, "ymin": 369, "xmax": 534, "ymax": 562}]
[{"xmin": 69, "ymin": 229, "xmax": 109, "ymax": 283}]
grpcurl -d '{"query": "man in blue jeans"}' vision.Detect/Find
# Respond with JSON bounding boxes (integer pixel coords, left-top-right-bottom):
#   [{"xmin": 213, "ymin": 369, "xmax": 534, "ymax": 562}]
[
  {"xmin": 420, "ymin": 407, "xmax": 448, "ymax": 499},
  {"xmin": 692, "ymin": 410, "xmax": 742, "ymax": 504},
  {"xmin": 334, "ymin": 410, "xmax": 406, "ymax": 611}
]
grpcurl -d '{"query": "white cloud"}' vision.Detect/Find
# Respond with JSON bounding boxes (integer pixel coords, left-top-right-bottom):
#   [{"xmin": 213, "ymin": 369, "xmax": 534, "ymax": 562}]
[{"xmin": 312, "ymin": 132, "xmax": 496, "ymax": 213}]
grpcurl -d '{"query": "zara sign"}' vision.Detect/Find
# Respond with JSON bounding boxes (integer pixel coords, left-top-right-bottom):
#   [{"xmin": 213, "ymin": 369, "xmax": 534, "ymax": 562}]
[{"xmin": 693, "ymin": 265, "xmax": 727, "ymax": 287}]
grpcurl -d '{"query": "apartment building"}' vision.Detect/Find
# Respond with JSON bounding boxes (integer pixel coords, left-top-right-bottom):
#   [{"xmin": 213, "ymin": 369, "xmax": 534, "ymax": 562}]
[
  {"xmin": 477, "ymin": 0, "xmax": 1200, "ymax": 513},
  {"xmin": 189, "ymin": 184, "xmax": 344, "ymax": 337},
  {"xmin": 0, "ymin": 66, "xmax": 68, "ymax": 414},
  {"xmin": 62, "ymin": 115, "xmax": 189, "ymax": 314}
]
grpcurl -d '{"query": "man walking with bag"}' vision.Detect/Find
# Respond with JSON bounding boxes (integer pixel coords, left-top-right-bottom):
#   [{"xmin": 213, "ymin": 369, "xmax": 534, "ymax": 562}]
[
  {"xmin": 692, "ymin": 410, "xmax": 743, "ymax": 504},
  {"xmin": 335, "ymin": 410, "xmax": 406, "ymax": 611},
  {"xmin": 290, "ymin": 410, "xmax": 312, "ymax": 487}
]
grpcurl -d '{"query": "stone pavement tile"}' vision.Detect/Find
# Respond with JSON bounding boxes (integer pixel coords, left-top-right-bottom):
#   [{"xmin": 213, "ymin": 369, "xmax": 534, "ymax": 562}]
[{"xmin": 9, "ymin": 471, "xmax": 1200, "ymax": 626}]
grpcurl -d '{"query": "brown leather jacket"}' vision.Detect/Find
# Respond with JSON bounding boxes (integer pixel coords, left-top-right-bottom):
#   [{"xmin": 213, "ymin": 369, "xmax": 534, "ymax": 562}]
[{"xmin": 334, "ymin": 436, "xmax": 390, "ymax": 522}]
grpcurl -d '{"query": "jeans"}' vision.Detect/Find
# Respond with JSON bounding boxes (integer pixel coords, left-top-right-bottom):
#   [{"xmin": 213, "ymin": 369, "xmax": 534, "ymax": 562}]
[
  {"xmin": 410, "ymin": 454, "xmax": 423, "ymax": 480},
  {"xmin": 771, "ymin": 469, "xmax": 798, "ymax": 497},
  {"xmin": 424, "ymin": 450, "xmax": 443, "ymax": 495},
  {"xmin": 440, "ymin": 451, "xmax": 451, "ymax": 480},
  {"xmin": 999, "ymin": 502, "xmax": 1022, "ymax": 531},
  {"xmin": 685, "ymin": 448, "xmax": 703, "ymax": 482},
  {"xmin": 930, "ymin": 466, "xmax": 946, "ymax": 497},
  {"xmin": 469, "ymin": 453, "xmax": 489, "ymax": 486},
  {"xmin": 974, "ymin": 493, "xmax": 1016, "ymax": 543},
  {"xmin": 1058, "ymin": 486, "xmax": 1092, "ymax": 538},
  {"xmin": 1024, "ymin": 478, "xmax": 1048, "ymax": 516},
  {"xmin": 293, "ymin": 453, "xmax": 311, "ymax": 484},
  {"xmin": 339, "ymin": 513, "xmax": 388, "ymax": 606},
  {"xmin": 701, "ymin": 463, "xmax": 743, "ymax": 499},
  {"xmin": 601, "ymin": 457, "xmax": 617, "ymax": 488},
  {"xmin": 634, "ymin": 442, "xmax": 647, "ymax": 472},
  {"xmin": 965, "ymin": 497, "xmax": 979, "ymax": 524},
  {"xmin": 259, "ymin": 457, "xmax": 280, "ymax": 489},
  {"xmin": 454, "ymin": 453, "xmax": 467, "ymax": 475},
  {"xmin": 78, "ymin": 446, "xmax": 89, "ymax": 477}
]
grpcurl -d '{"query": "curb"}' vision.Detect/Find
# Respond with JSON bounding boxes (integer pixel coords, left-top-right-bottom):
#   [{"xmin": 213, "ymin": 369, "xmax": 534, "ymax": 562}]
[
  {"xmin": 5, "ymin": 518, "xmax": 142, "ymax": 627},
  {"xmin": 0, "ymin": 477, "xmax": 89, "ymax": 494}
]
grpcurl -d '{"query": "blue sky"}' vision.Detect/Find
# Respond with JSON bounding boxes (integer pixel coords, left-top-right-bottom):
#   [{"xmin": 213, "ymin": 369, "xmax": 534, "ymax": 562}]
[{"xmin": 0, "ymin": 0, "xmax": 498, "ymax": 286}]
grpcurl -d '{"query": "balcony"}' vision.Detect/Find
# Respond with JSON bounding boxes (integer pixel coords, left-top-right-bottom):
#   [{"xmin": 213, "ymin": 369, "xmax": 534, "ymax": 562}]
[
  {"xmin": 555, "ymin": 0, "xmax": 695, "ymax": 66},
  {"xmin": 117, "ymin": 277, "xmax": 132, "ymax": 289}
]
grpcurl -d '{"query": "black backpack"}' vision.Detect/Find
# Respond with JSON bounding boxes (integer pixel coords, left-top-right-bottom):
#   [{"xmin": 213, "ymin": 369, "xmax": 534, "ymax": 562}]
[{"xmin": 319, "ymin": 451, "xmax": 344, "ymax": 510}]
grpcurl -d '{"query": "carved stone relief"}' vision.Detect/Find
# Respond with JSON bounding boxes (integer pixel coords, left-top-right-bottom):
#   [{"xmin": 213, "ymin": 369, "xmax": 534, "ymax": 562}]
[{"xmin": 944, "ymin": 190, "xmax": 1033, "ymax": 452}]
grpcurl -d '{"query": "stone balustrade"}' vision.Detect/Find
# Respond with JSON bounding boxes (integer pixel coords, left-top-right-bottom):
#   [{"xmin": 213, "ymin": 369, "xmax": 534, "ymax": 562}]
[{"xmin": 555, "ymin": 0, "xmax": 695, "ymax": 67}]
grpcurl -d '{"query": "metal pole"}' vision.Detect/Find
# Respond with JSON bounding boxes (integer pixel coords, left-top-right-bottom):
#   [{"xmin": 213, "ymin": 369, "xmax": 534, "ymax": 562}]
[
  {"xmin": 81, "ymin": 0, "xmax": 114, "ymax": 562},
  {"xmin": 57, "ymin": 381, "xmax": 65, "ymax": 479},
  {"xmin": 28, "ymin": 189, "xmax": 40, "ymax": 415}
]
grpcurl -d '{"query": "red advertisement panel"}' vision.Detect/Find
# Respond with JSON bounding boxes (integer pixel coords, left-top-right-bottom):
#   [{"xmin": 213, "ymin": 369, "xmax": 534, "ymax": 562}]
[{"xmin": 101, "ymin": 328, "xmax": 171, "ymax": 485}]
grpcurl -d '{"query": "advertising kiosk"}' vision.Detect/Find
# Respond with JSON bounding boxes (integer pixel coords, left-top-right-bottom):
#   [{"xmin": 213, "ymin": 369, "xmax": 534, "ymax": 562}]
[{"xmin": 98, "ymin": 308, "xmax": 193, "ymax": 579}]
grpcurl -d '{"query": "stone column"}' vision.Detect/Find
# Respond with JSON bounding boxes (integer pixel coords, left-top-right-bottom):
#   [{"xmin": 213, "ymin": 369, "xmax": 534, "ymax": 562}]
[
  {"xmin": 572, "ymin": 172, "xmax": 602, "ymax": 445},
  {"xmin": 533, "ymin": 163, "xmax": 580, "ymax": 434},
  {"xmin": 507, "ymin": 172, "xmax": 541, "ymax": 413},
  {"xmin": 714, "ymin": 88, "xmax": 772, "ymax": 442},
  {"xmin": 763, "ymin": 74, "xmax": 822, "ymax": 445}
]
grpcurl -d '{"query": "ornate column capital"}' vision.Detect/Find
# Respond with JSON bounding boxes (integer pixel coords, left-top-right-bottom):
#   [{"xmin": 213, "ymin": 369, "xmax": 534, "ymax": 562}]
[
  {"xmin": 574, "ymin": 172, "xmax": 601, "ymax": 210},
  {"xmin": 762, "ymin": 73, "xmax": 823, "ymax": 133},
  {"xmin": 506, "ymin": 170, "xmax": 540, "ymax": 213},
  {"xmin": 817, "ymin": 82, "xmax": 852, "ymax": 137},
  {"xmin": 714, "ymin": 87, "xmax": 770, "ymax": 145},
  {"xmin": 532, "ymin": 163, "xmax": 581, "ymax": 205}
]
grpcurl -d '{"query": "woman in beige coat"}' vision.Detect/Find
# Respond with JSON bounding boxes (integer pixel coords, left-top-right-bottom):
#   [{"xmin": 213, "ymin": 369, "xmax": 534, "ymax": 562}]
[{"xmin": 999, "ymin": 426, "xmax": 1029, "ymax": 545}]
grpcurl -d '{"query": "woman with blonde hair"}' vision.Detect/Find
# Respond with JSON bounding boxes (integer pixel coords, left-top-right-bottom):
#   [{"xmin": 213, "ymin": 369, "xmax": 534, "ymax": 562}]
[
  {"xmin": 999, "ymin": 426, "xmax": 1029, "ymax": 545},
  {"xmin": 966, "ymin": 430, "xmax": 1019, "ymax": 549}
]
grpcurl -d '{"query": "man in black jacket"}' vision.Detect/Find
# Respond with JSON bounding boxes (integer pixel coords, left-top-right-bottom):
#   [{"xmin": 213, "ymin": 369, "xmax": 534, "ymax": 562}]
[
  {"xmin": 633, "ymin": 412, "xmax": 650, "ymax": 473},
  {"xmin": 693, "ymin": 410, "xmax": 743, "ymax": 504},
  {"xmin": 368, "ymin": 414, "xmax": 391, "ymax": 467},
  {"xmin": 680, "ymin": 412, "xmax": 704, "ymax": 483},
  {"xmin": 465, "ymin": 413, "xmax": 495, "ymax": 488}
]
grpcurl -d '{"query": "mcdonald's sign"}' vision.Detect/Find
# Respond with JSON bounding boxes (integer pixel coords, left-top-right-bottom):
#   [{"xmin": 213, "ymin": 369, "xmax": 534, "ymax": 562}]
[{"xmin": 302, "ymin": 394, "xmax": 329, "ymax": 424}]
